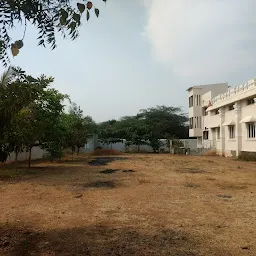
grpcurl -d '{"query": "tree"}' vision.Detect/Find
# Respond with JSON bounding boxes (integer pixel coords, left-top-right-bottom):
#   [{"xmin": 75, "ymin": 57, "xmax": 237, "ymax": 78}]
[
  {"xmin": 114, "ymin": 116, "xmax": 149, "ymax": 153},
  {"xmin": 0, "ymin": 66, "xmax": 67, "ymax": 166},
  {"xmin": 98, "ymin": 119, "xmax": 124, "ymax": 149},
  {"xmin": 64, "ymin": 103, "xmax": 96, "ymax": 156},
  {"xmin": 9, "ymin": 87, "xmax": 67, "ymax": 167},
  {"xmin": 137, "ymin": 106, "xmax": 188, "ymax": 152},
  {"xmin": 0, "ymin": 66, "xmax": 50, "ymax": 162},
  {"xmin": 97, "ymin": 106, "xmax": 188, "ymax": 153},
  {"xmin": 0, "ymin": 0, "xmax": 107, "ymax": 66},
  {"xmin": 41, "ymin": 114, "xmax": 68, "ymax": 162}
]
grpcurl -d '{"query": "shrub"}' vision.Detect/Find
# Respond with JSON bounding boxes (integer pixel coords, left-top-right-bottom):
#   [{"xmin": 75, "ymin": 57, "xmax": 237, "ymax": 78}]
[{"xmin": 238, "ymin": 152, "xmax": 256, "ymax": 161}]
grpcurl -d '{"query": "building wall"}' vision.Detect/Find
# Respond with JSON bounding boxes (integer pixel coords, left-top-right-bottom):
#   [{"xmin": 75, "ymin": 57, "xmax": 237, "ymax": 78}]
[
  {"xmin": 241, "ymin": 102, "xmax": 256, "ymax": 152},
  {"xmin": 198, "ymin": 79, "xmax": 256, "ymax": 156},
  {"xmin": 6, "ymin": 146, "xmax": 45, "ymax": 162},
  {"xmin": 188, "ymin": 83, "xmax": 228, "ymax": 138}
]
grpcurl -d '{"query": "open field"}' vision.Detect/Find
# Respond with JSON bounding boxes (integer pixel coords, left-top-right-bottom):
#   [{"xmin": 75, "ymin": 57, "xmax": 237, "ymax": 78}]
[{"xmin": 0, "ymin": 154, "xmax": 256, "ymax": 256}]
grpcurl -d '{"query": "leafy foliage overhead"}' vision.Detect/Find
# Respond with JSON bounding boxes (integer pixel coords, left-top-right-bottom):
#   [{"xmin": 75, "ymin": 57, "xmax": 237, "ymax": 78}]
[{"xmin": 0, "ymin": 0, "xmax": 107, "ymax": 66}]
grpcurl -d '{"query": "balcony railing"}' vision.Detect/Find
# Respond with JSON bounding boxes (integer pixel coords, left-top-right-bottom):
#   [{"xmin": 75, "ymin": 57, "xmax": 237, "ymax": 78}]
[{"xmin": 211, "ymin": 79, "xmax": 256, "ymax": 105}]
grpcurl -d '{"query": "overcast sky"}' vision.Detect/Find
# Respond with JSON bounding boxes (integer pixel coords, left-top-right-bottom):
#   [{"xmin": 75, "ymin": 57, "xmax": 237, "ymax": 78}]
[{"xmin": 1, "ymin": 0, "xmax": 256, "ymax": 122}]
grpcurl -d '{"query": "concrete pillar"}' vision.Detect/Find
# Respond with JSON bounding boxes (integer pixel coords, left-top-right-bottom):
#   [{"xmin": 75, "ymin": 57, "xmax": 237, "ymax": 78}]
[
  {"xmin": 219, "ymin": 107, "xmax": 225, "ymax": 156},
  {"xmin": 234, "ymin": 102, "xmax": 242, "ymax": 157}
]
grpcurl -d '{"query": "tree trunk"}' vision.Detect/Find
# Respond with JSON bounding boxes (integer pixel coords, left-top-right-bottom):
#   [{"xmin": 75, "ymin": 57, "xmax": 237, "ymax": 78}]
[
  {"xmin": 72, "ymin": 147, "xmax": 74, "ymax": 161},
  {"xmin": 59, "ymin": 148, "xmax": 62, "ymax": 161},
  {"xmin": 15, "ymin": 148, "xmax": 19, "ymax": 162},
  {"xmin": 137, "ymin": 144, "xmax": 140, "ymax": 153},
  {"xmin": 28, "ymin": 147, "xmax": 32, "ymax": 168},
  {"xmin": 77, "ymin": 146, "xmax": 80, "ymax": 155}
]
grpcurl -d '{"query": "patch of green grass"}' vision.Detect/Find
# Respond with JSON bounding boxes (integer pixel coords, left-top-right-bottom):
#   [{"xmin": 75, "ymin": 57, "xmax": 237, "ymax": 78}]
[{"xmin": 238, "ymin": 152, "xmax": 256, "ymax": 162}]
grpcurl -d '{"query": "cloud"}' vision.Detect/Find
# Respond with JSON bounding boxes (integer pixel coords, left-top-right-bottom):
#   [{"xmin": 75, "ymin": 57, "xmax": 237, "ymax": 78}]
[{"xmin": 143, "ymin": 0, "xmax": 256, "ymax": 82}]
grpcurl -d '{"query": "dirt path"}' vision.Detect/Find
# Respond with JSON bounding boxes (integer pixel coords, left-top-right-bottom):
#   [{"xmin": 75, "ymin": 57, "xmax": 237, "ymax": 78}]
[{"xmin": 0, "ymin": 154, "xmax": 255, "ymax": 255}]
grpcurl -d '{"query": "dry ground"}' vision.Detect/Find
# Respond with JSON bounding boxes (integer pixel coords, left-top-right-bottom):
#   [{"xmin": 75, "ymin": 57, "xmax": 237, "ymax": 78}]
[{"xmin": 0, "ymin": 154, "xmax": 256, "ymax": 256}]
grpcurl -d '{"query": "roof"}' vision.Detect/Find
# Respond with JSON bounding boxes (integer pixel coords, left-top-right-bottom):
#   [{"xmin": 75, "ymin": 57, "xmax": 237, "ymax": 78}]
[
  {"xmin": 186, "ymin": 86, "xmax": 201, "ymax": 91},
  {"xmin": 186, "ymin": 82, "xmax": 228, "ymax": 92},
  {"xmin": 240, "ymin": 116, "xmax": 256, "ymax": 123}
]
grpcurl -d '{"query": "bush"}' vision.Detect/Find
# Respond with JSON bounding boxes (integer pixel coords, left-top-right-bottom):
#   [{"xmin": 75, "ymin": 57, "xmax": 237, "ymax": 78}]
[{"xmin": 238, "ymin": 152, "xmax": 256, "ymax": 161}]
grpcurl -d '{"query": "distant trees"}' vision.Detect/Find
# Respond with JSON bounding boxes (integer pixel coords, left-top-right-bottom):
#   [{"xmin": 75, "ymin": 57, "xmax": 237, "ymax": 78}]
[
  {"xmin": 137, "ymin": 106, "xmax": 188, "ymax": 152},
  {"xmin": 97, "ymin": 119, "xmax": 124, "ymax": 149},
  {"xmin": 98, "ymin": 106, "xmax": 189, "ymax": 153},
  {"xmin": 0, "ymin": 67, "xmax": 188, "ymax": 165}
]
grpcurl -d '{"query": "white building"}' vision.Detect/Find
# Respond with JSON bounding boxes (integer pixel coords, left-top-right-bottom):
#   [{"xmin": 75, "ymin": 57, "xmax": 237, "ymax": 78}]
[{"xmin": 188, "ymin": 79, "xmax": 256, "ymax": 157}]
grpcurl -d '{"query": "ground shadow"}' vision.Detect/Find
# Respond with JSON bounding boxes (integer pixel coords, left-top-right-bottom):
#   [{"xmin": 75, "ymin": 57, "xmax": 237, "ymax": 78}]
[
  {"xmin": 75, "ymin": 180, "xmax": 117, "ymax": 189},
  {"xmin": 122, "ymin": 169, "xmax": 136, "ymax": 173},
  {"xmin": 0, "ymin": 224, "xmax": 201, "ymax": 256},
  {"xmin": 99, "ymin": 169, "xmax": 136, "ymax": 175},
  {"xmin": 88, "ymin": 157, "xmax": 127, "ymax": 166},
  {"xmin": 177, "ymin": 168, "xmax": 206, "ymax": 174},
  {"xmin": 100, "ymin": 169, "xmax": 119, "ymax": 174},
  {"xmin": 0, "ymin": 165, "xmax": 83, "ymax": 184}
]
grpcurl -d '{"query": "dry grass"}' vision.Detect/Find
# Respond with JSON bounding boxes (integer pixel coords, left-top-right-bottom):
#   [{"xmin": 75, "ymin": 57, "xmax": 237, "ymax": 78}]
[
  {"xmin": 203, "ymin": 149, "xmax": 217, "ymax": 156},
  {"xmin": 0, "ymin": 154, "xmax": 256, "ymax": 256},
  {"xmin": 89, "ymin": 148, "xmax": 123, "ymax": 156}
]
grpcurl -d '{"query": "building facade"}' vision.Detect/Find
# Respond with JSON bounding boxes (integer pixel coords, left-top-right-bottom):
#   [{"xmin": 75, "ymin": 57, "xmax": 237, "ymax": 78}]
[{"xmin": 188, "ymin": 79, "xmax": 256, "ymax": 157}]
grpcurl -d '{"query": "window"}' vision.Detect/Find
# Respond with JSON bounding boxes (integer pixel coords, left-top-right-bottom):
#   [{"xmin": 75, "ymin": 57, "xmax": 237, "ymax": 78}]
[
  {"xmin": 189, "ymin": 118, "xmax": 193, "ymax": 129},
  {"xmin": 228, "ymin": 104, "xmax": 234, "ymax": 111},
  {"xmin": 216, "ymin": 127, "xmax": 220, "ymax": 140},
  {"xmin": 228, "ymin": 125, "xmax": 235, "ymax": 139},
  {"xmin": 247, "ymin": 98, "xmax": 255, "ymax": 105},
  {"xmin": 199, "ymin": 117, "xmax": 201, "ymax": 128},
  {"xmin": 195, "ymin": 117, "xmax": 199, "ymax": 128},
  {"xmin": 214, "ymin": 109, "xmax": 219, "ymax": 115},
  {"xmin": 203, "ymin": 108, "xmax": 208, "ymax": 116},
  {"xmin": 247, "ymin": 123, "xmax": 256, "ymax": 138},
  {"xmin": 203, "ymin": 131, "xmax": 209, "ymax": 140},
  {"xmin": 195, "ymin": 95, "xmax": 201, "ymax": 106},
  {"xmin": 189, "ymin": 96, "xmax": 194, "ymax": 107}
]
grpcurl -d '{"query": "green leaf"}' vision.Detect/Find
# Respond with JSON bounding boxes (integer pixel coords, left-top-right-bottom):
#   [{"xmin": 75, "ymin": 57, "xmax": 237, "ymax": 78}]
[
  {"xmin": 69, "ymin": 22, "xmax": 76, "ymax": 31},
  {"xmin": 60, "ymin": 8, "xmax": 68, "ymax": 25},
  {"xmin": 72, "ymin": 13, "xmax": 81, "ymax": 23},
  {"xmin": 86, "ymin": 10, "xmax": 90, "ymax": 21},
  {"xmin": 14, "ymin": 40, "xmax": 24, "ymax": 49},
  {"xmin": 60, "ymin": 16, "xmax": 67, "ymax": 26},
  {"xmin": 60, "ymin": 8, "xmax": 68, "ymax": 19},
  {"xmin": 77, "ymin": 3, "xmax": 85, "ymax": 13},
  {"xmin": 94, "ymin": 8, "xmax": 99, "ymax": 18}
]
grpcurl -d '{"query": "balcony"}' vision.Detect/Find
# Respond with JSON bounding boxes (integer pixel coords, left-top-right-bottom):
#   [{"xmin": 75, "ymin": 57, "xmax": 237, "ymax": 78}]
[
  {"xmin": 189, "ymin": 128, "xmax": 202, "ymax": 137},
  {"xmin": 204, "ymin": 114, "xmax": 221, "ymax": 129}
]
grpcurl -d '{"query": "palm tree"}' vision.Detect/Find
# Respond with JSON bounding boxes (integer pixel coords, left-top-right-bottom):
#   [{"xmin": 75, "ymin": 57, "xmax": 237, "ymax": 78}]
[{"xmin": 0, "ymin": 66, "xmax": 15, "ymax": 87}]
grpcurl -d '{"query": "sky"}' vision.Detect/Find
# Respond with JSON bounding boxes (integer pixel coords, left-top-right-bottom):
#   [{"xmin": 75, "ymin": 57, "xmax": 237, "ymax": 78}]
[{"xmin": 1, "ymin": 0, "xmax": 256, "ymax": 122}]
